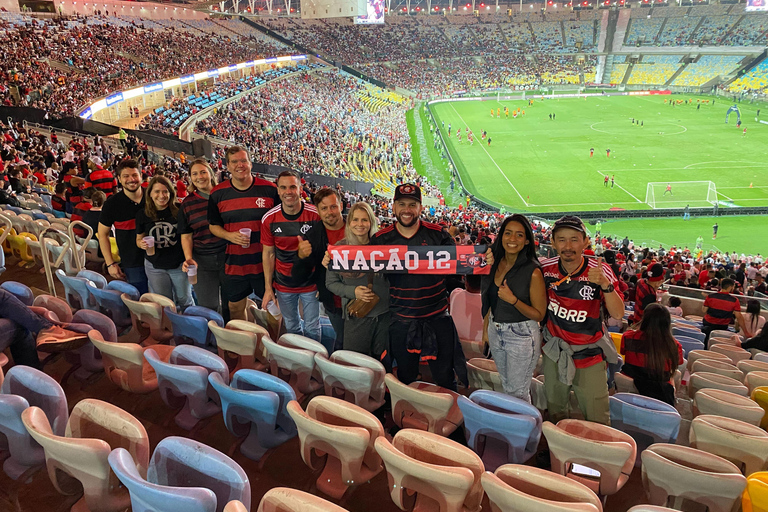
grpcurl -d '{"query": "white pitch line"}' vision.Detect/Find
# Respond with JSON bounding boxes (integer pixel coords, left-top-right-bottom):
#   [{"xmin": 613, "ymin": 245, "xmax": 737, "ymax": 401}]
[
  {"xmin": 448, "ymin": 103, "xmax": 529, "ymax": 207},
  {"xmin": 595, "ymin": 170, "xmax": 644, "ymax": 204},
  {"xmin": 719, "ymin": 186, "xmax": 768, "ymax": 190},
  {"xmin": 527, "ymin": 201, "xmax": 644, "ymax": 207}
]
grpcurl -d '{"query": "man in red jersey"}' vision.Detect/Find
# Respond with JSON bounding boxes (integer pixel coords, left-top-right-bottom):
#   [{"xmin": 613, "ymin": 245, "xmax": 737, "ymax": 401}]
[
  {"xmin": 702, "ymin": 278, "xmax": 751, "ymax": 343},
  {"xmin": 628, "ymin": 263, "xmax": 664, "ymax": 324},
  {"xmin": 262, "ymin": 171, "xmax": 322, "ymax": 341},
  {"xmin": 370, "ymin": 184, "xmax": 468, "ymax": 391},
  {"xmin": 208, "ymin": 146, "xmax": 279, "ymax": 320},
  {"xmin": 540, "ymin": 215, "xmax": 625, "ymax": 424}
]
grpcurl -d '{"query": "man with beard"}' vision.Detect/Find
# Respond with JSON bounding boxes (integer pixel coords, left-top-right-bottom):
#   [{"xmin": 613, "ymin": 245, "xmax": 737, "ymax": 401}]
[
  {"xmin": 370, "ymin": 183, "xmax": 467, "ymax": 391},
  {"xmin": 540, "ymin": 215, "xmax": 624, "ymax": 425},
  {"xmin": 98, "ymin": 159, "xmax": 148, "ymax": 294},
  {"xmin": 292, "ymin": 187, "xmax": 346, "ymax": 352}
]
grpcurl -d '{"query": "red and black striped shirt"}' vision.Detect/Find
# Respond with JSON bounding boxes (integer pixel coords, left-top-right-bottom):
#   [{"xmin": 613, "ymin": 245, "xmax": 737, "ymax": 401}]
[
  {"xmin": 621, "ymin": 328, "xmax": 684, "ymax": 373},
  {"xmin": 63, "ymin": 174, "xmax": 82, "ymax": 205},
  {"xmin": 208, "ymin": 177, "xmax": 279, "ymax": 277},
  {"xmin": 85, "ymin": 168, "xmax": 117, "ymax": 196},
  {"xmin": 370, "ymin": 221, "xmax": 454, "ymax": 320},
  {"xmin": 51, "ymin": 195, "xmax": 66, "ymax": 212},
  {"xmin": 703, "ymin": 292, "xmax": 741, "ymax": 326},
  {"xmin": 542, "ymin": 256, "xmax": 618, "ymax": 368},
  {"xmin": 178, "ymin": 192, "xmax": 226, "ymax": 255},
  {"xmin": 71, "ymin": 202, "xmax": 92, "ymax": 238},
  {"xmin": 261, "ymin": 203, "xmax": 320, "ymax": 293},
  {"xmin": 629, "ymin": 278, "xmax": 657, "ymax": 324}
]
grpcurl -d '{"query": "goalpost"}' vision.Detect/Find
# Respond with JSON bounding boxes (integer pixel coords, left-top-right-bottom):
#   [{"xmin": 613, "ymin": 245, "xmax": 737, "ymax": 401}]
[{"xmin": 645, "ymin": 181, "xmax": 718, "ymax": 209}]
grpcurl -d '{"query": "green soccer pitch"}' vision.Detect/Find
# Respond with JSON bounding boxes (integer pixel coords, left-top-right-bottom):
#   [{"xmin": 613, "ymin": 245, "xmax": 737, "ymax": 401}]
[
  {"xmin": 428, "ymin": 94, "xmax": 768, "ymax": 212},
  {"xmin": 414, "ymin": 94, "xmax": 768, "ymax": 255}
]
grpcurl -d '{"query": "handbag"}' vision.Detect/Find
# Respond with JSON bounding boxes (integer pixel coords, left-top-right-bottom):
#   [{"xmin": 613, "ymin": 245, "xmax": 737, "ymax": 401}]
[{"xmin": 346, "ymin": 274, "xmax": 380, "ymax": 319}]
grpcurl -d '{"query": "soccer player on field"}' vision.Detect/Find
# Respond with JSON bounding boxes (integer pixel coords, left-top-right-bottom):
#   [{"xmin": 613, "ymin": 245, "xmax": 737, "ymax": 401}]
[
  {"xmin": 505, "ymin": 107, "xmax": 509, "ymax": 118},
  {"xmin": 603, "ymin": 175, "xmax": 609, "ymax": 187},
  {"xmin": 488, "ymin": 137, "xmax": 492, "ymax": 147},
  {"xmin": 491, "ymin": 108, "xmax": 495, "ymax": 118},
  {"xmin": 590, "ymin": 147, "xmax": 594, "ymax": 158},
  {"xmin": 540, "ymin": 216, "xmax": 624, "ymax": 424},
  {"xmin": 497, "ymin": 108, "xmax": 501, "ymax": 118},
  {"xmin": 664, "ymin": 183, "xmax": 672, "ymax": 196},
  {"xmin": 606, "ymin": 148, "xmax": 611, "ymax": 158}
]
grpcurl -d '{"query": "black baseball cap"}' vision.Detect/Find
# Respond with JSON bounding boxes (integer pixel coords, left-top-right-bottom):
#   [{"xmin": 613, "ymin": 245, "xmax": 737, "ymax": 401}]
[
  {"xmin": 552, "ymin": 215, "xmax": 586, "ymax": 235},
  {"xmin": 394, "ymin": 183, "xmax": 422, "ymax": 203},
  {"xmin": 647, "ymin": 263, "xmax": 665, "ymax": 282}
]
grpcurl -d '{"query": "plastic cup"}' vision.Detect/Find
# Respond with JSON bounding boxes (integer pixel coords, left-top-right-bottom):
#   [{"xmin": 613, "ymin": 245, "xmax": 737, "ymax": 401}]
[
  {"xmin": 239, "ymin": 228, "xmax": 252, "ymax": 248},
  {"xmin": 266, "ymin": 300, "xmax": 281, "ymax": 318},
  {"xmin": 187, "ymin": 264, "xmax": 197, "ymax": 285},
  {"xmin": 143, "ymin": 236, "xmax": 155, "ymax": 256}
]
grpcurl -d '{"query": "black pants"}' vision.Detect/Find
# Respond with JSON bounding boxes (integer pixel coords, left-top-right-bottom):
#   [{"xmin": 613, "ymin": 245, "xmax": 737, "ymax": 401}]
[
  {"xmin": 702, "ymin": 320, "xmax": 731, "ymax": 347},
  {"xmin": 390, "ymin": 314, "xmax": 458, "ymax": 391}
]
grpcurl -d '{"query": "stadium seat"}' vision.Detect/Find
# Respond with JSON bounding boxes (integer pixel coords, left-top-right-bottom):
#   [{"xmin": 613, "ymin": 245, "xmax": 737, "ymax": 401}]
[
  {"xmin": 121, "ymin": 293, "xmax": 175, "ymax": 345},
  {"xmin": 609, "ymin": 393, "xmax": 680, "ymax": 464},
  {"xmin": 165, "ymin": 306, "xmax": 224, "ymax": 351},
  {"xmin": 641, "ymin": 444, "xmax": 746, "ymax": 512},
  {"xmin": 747, "ymin": 372, "xmax": 768, "ymax": 395},
  {"xmin": 22, "ymin": 398, "xmax": 150, "ymax": 512},
  {"xmin": 89, "ymin": 281, "xmax": 141, "ymax": 341},
  {"xmin": 449, "ymin": 288, "xmax": 485, "ymax": 359},
  {"xmin": 710, "ymin": 344, "xmax": 752, "ymax": 365},
  {"xmin": 481, "ymin": 464, "xmax": 603, "ymax": 512},
  {"xmin": 88, "ymin": 329, "xmax": 173, "ymax": 395},
  {"xmin": 744, "ymin": 472, "xmax": 768, "ymax": 512},
  {"xmin": 466, "ymin": 358, "xmax": 505, "ymax": 392},
  {"xmin": 110, "ymin": 436, "xmax": 250, "ymax": 512},
  {"xmin": 286, "ymin": 396, "xmax": 385, "ymax": 499},
  {"xmin": 693, "ymin": 388, "xmax": 765, "ymax": 425},
  {"xmin": 690, "ymin": 414, "xmax": 768, "ymax": 476},
  {"xmin": 55, "ymin": 269, "xmax": 97, "ymax": 311},
  {"xmin": 689, "ymin": 371, "xmax": 749, "ymax": 397},
  {"xmin": 691, "ymin": 359, "xmax": 744, "ymax": 381},
  {"xmin": 208, "ymin": 369, "xmax": 297, "ymax": 462},
  {"xmin": 261, "ymin": 335, "xmax": 325, "ymax": 400},
  {"xmin": 740, "ymin": 360, "xmax": 768, "ymax": 379},
  {"xmin": 543, "ymin": 419, "xmax": 636, "ymax": 498},
  {"xmin": 224, "ymin": 501, "xmax": 248, "ymax": 512},
  {"xmin": 209, "ymin": 320, "xmax": 270, "ymax": 374},
  {"xmin": 0, "ymin": 366, "xmax": 68, "ymax": 481},
  {"xmin": 32, "ymin": 295, "xmax": 73, "ymax": 323},
  {"xmin": 375, "ymin": 429, "xmax": 484, "ymax": 512},
  {"xmin": 385, "ymin": 373, "xmax": 463, "ymax": 436},
  {"xmin": 313, "ymin": 350, "xmax": 386, "ymax": 412},
  {"xmin": 688, "ymin": 349, "xmax": 732, "ymax": 372},
  {"xmin": 457, "ymin": 390, "xmax": 542, "ymax": 471},
  {"xmin": 677, "ymin": 336, "xmax": 706, "ymax": 357},
  {"xmin": 145, "ymin": 345, "xmax": 229, "ymax": 430},
  {"xmin": 1, "ymin": 281, "xmax": 34, "ymax": 306},
  {"xmin": 256, "ymin": 487, "xmax": 349, "ymax": 512},
  {"xmin": 60, "ymin": 309, "xmax": 117, "ymax": 382}
]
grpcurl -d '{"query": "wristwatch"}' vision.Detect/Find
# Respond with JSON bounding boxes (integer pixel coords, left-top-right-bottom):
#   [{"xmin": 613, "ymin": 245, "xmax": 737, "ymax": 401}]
[{"xmin": 601, "ymin": 284, "xmax": 615, "ymax": 293}]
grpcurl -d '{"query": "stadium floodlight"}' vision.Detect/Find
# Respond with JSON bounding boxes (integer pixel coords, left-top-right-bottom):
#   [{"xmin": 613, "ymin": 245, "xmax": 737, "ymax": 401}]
[{"xmin": 645, "ymin": 181, "xmax": 718, "ymax": 209}]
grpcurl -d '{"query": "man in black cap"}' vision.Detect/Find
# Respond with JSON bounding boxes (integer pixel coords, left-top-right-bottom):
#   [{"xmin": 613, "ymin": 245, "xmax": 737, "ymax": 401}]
[
  {"xmin": 628, "ymin": 262, "xmax": 665, "ymax": 324},
  {"xmin": 540, "ymin": 215, "xmax": 625, "ymax": 425},
  {"xmin": 371, "ymin": 183, "xmax": 468, "ymax": 390}
]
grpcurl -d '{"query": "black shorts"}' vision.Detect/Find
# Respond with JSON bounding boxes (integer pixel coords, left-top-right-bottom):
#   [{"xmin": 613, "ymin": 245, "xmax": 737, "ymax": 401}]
[{"xmin": 224, "ymin": 273, "xmax": 266, "ymax": 303}]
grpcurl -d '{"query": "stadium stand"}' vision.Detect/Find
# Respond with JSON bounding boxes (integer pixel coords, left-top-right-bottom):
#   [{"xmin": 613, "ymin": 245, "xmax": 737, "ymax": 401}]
[{"xmin": 673, "ymin": 55, "xmax": 745, "ymax": 87}]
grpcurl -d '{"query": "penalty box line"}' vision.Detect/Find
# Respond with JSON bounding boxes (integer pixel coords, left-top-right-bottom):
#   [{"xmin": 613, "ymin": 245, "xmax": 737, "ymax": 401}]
[
  {"xmin": 447, "ymin": 103, "xmax": 529, "ymax": 207},
  {"xmin": 596, "ymin": 171, "xmax": 643, "ymax": 204}
]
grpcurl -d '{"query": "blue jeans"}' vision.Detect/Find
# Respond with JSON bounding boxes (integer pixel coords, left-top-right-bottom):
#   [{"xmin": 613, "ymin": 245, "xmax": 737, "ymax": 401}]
[
  {"xmin": 683, "ymin": 212, "xmax": 690, "ymax": 220},
  {"xmin": 144, "ymin": 260, "xmax": 194, "ymax": 310},
  {"xmin": 276, "ymin": 290, "xmax": 320, "ymax": 342},
  {"xmin": 123, "ymin": 266, "xmax": 149, "ymax": 296},
  {"xmin": 487, "ymin": 314, "xmax": 542, "ymax": 402}
]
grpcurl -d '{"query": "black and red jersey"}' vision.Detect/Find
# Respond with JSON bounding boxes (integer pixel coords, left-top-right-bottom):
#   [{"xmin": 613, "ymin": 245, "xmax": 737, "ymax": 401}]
[
  {"xmin": 51, "ymin": 195, "xmax": 66, "ymax": 212},
  {"xmin": 178, "ymin": 192, "xmax": 226, "ymax": 256},
  {"xmin": 63, "ymin": 174, "xmax": 82, "ymax": 205},
  {"xmin": 261, "ymin": 202, "xmax": 320, "ymax": 293},
  {"xmin": 99, "ymin": 190, "xmax": 145, "ymax": 269},
  {"xmin": 703, "ymin": 292, "xmax": 741, "ymax": 326},
  {"xmin": 85, "ymin": 168, "xmax": 117, "ymax": 196},
  {"xmin": 71, "ymin": 202, "xmax": 92, "ymax": 238},
  {"xmin": 370, "ymin": 221, "xmax": 454, "ymax": 320},
  {"xmin": 629, "ymin": 278, "xmax": 657, "ymax": 324},
  {"xmin": 541, "ymin": 256, "xmax": 618, "ymax": 368},
  {"xmin": 621, "ymin": 328, "xmax": 684, "ymax": 373},
  {"xmin": 208, "ymin": 177, "xmax": 279, "ymax": 277}
]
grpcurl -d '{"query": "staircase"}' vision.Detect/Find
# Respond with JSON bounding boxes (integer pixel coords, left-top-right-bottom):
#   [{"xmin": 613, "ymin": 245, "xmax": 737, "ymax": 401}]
[
  {"xmin": 527, "ymin": 21, "xmax": 538, "ymax": 50},
  {"xmin": 45, "ymin": 59, "xmax": 81, "ymax": 75},
  {"xmin": 664, "ymin": 63, "xmax": 686, "ymax": 87},
  {"xmin": 606, "ymin": 8, "xmax": 623, "ymax": 52},
  {"xmin": 654, "ymin": 17, "xmax": 669, "ymax": 45},
  {"xmin": 688, "ymin": 16, "xmax": 706, "ymax": 45},
  {"xmin": 559, "ymin": 20, "xmax": 567, "ymax": 47},
  {"xmin": 621, "ymin": 62, "xmax": 634, "ymax": 85},
  {"xmin": 601, "ymin": 54, "xmax": 615, "ymax": 84}
]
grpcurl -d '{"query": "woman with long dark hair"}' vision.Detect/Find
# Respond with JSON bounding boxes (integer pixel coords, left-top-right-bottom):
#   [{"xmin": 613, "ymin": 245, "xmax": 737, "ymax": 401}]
[
  {"xmin": 742, "ymin": 299, "xmax": 765, "ymax": 338},
  {"xmin": 135, "ymin": 176, "xmax": 193, "ymax": 309},
  {"xmin": 620, "ymin": 303, "xmax": 684, "ymax": 405},
  {"xmin": 481, "ymin": 214, "xmax": 547, "ymax": 402}
]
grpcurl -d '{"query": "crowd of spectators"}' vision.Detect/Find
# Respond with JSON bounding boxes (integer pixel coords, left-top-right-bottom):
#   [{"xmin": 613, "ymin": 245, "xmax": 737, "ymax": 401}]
[{"xmin": 0, "ymin": 11, "xmax": 294, "ymax": 118}]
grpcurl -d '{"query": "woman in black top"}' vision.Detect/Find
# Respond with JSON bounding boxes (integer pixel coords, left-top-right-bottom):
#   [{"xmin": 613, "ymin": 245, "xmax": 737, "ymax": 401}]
[
  {"xmin": 481, "ymin": 214, "xmax": 548, "ymax": 402},
  {"xmin": 136, "ymin": 176, "xmax": 193, "ymax": 309}
]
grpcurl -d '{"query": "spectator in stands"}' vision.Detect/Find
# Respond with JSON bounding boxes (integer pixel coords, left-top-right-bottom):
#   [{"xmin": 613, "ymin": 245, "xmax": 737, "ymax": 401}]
[
  {"xmin": 702, "ymin": 278, "xmax": 752, "ymax": 343},
  {"xmin": 371, "ymin": 183, "xmax": 468, "ymax": 391},
  {"xmin": 294, "ymin": 188, "xmax": 347, "ymax": 352},
  {"xmin": 262, "ymin": 171, "xmax": 322, "ymax": 341},
  {"xmin": 481, "ymin": 214, "xmax": 547, "ymax": 402},
  {"xmin": 667, "ymin": 296, "xmax": 684, "ymax": 317},
  {"xmin": 60, "ymin": 161, "xmax": 84, "ymax": 214},
  {"xmin": 179, "ymin": 159, "xmax": 228, "ymax": 319},
  {"xmin": 84, "ymin": 157, "xmax": 116, "ymax": 197},
  {"xmin": 208, "ymin": 146, "xmax": 279, "ymax": 321},
  {"xmin": 742, "ymin": 324, "xmax": 768, "ymax": 353},
  {"xmin": 628, "ymin": 263, "xmax": 665, "ymax": 324},
  {"xmin": 136, "ymin": 176, "xmax": 193, "ymax": 310},
  {"xmin": 0, "ymin": 287, "xmax": 91, "ymax": 369},
  {"xmin": 620, "ymin": 304, "xmax": 684, "ymax": 406},
  {"xmin": 540, "ymin": 215, "xmax": 624, "ymax": 425},
  {"xmin": 51, "ymin": 183, "xmax": 67, "ymax": 215},
  {"xmin": 98, "ymin": 159, "xmax": 148, "ymax": 295},
  {"xmin": 82, "ymin": 191, "xmax": 105, "ymax": 241},
  {"xmin": 742, "ymin": 299, "xmax": 766, "ymax": 337},
  {"xmin": 325, "ymin": 201, "xmax": 390, "ymax": 361}
]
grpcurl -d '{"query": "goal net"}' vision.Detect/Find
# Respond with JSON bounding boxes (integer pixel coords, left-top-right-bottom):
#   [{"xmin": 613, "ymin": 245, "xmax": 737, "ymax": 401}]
[{"xmin": 645, "ymin": 181, "xmax": 718, "ymax": 209}]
